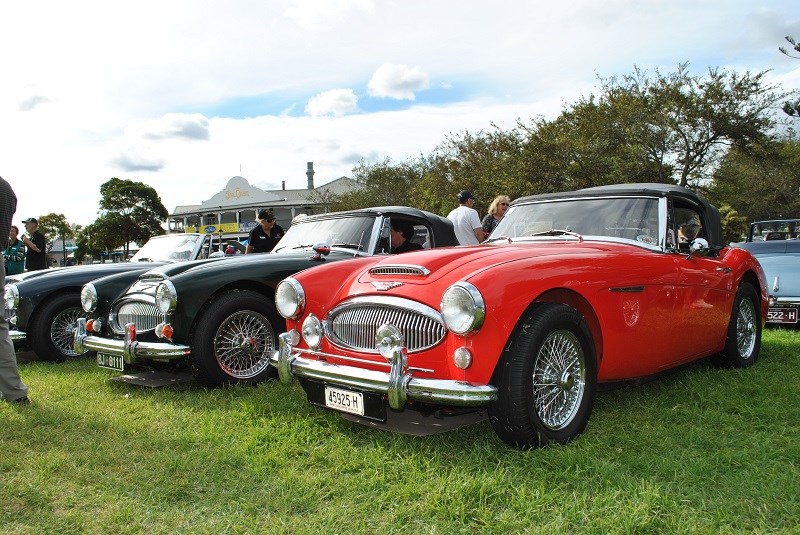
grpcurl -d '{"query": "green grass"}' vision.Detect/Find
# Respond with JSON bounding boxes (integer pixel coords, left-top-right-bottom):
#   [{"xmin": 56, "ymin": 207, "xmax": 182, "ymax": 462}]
[{"xmin": 3, "ymin": 329, "xmax": 800, "ymax": 534}]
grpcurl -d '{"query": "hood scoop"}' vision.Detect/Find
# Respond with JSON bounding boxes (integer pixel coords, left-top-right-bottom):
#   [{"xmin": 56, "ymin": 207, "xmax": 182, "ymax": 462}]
[{"xmin": 369, "ymin": 264, "xmax": 430, "ymax": 277}]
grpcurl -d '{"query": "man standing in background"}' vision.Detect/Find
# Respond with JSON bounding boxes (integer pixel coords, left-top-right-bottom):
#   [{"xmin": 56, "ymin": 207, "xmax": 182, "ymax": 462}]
[
  {"xmin": 0, "ymin": 176, "xmax": 30, "ymax": 403},
  {"xmin": 21, "ymin": 217, "xmax": 47, "ymax": 271},
  {"xmin": 447, "ymin": 190, "xmax": 486, "ymax": 245}
]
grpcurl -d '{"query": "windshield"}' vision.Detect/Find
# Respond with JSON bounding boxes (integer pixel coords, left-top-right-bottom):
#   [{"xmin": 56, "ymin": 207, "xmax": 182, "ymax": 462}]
[
  {"xmin": 130, "ymin": 234, "xmax": 205, "ymax": 262},
  {"xmin": 273, "ymin": 215, "xmax": 378, "ymax": 254},
  {"xmin": 748, "ymin": 220, "xmax": 800, "ymax": 241},
  {"xmin": 492, "ymin": 197, "xmax": 661, "ymax": 245}
]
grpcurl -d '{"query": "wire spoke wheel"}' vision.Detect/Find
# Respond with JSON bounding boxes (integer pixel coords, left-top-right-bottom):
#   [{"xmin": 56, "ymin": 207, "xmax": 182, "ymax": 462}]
[
  {"xmin": 532, "ymin": 329, "xmax": 586, "ymax": 430},
  {"xmin": 50, "ymin": 307, "xmax": 84, "ymax": 358},
  {"xmin": 736, "ymin": 297, "xmax": 757, "ymax": 358},
  {"xmin": 214, "ymin": 310, "xmax": 275, "ymax": 379}
]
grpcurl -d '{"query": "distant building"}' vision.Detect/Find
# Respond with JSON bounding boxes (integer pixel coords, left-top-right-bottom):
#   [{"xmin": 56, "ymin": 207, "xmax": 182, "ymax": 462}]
[{"xmin": 166, "ymin": 162, "xmax": 359, "ymax": 248}]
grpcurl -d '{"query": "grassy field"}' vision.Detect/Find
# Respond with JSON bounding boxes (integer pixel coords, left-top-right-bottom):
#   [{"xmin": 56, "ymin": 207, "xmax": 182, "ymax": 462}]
[{"xmin": 2, "ymin": 329, "xmax": 799, "ymax": 534}]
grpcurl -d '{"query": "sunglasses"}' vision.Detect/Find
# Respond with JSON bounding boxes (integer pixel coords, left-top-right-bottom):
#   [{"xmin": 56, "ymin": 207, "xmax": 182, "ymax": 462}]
[{"xmin": 499, "ymin": 202, "xmax": 509, "ymax": 206}]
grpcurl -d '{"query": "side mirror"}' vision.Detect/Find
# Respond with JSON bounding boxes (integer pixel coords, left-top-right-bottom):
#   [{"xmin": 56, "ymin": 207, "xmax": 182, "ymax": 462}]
[{"xmin": 687, "ymin": 238, "xmax": 710, "ymax": 259}]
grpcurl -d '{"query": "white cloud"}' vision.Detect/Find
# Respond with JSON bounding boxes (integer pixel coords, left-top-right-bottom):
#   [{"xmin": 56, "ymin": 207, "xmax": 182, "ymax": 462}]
[
  {"xmin": 305, "ymin": 89, "xmax": 359, "ymax": 117},
  {"xmin": 368, "ymin": 63, "xmax": 430, "ymax": 100},
  {"xmin": 285, "ymin": 0, "xmax": 374, "ymax": 29}
]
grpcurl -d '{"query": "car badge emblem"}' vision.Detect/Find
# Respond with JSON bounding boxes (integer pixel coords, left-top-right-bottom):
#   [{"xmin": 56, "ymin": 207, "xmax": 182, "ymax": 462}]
[{"xmin": 372, "ymin": 281, "xmax": 404, "ymax": 291}]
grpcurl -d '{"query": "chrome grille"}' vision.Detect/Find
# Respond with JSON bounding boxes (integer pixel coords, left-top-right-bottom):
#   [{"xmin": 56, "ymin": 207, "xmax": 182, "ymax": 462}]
[
  {"xmin": 111, "ymin": 301, "xmax": 164, "ymax": 334},
  {"xmin": 370, "ymin": 265, "xmax": 429, "ymax": 277},
  {"xmin": 326, "ymin": 297, "xmax": 445, "ymax": 353}
]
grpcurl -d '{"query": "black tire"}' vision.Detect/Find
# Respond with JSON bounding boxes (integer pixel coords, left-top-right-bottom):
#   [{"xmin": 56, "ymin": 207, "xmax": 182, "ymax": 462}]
[
  {"xmin": 29, "ymin": 293, "xmax": 92, "ymax": 363},
  {"xmin": 190, "ymin": 290, "xmax": 281, "ymax": 388},
  {"xmin": 488, "ymin": 303, "xmax": 597, "ymax": 449},
  {"xmin": 712, "ymin": 283, "xmax": 761, "ymax": 368}
]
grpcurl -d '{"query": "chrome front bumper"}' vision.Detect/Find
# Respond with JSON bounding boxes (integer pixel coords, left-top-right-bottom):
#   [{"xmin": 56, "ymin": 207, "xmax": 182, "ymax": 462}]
[
  {"xmin": 9, "ymin": 329, "xmax": 26, "ymax": 342},
  {"xmin": 270, "ymin": 331, "xmax": 497, "ymax": 410},
  {"xmin": 74, "ymin": 318, "xmax": 191, "ymax": 364}
]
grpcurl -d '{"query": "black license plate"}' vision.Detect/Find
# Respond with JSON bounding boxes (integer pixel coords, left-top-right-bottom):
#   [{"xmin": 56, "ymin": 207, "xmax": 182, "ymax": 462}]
[
  {"xmin": 301, "ymin": 379, "xmax": 386, "ymax": 421},
  {"xmin": 767, "ymin": 308, "xmax": 798, "ymax": 324}
]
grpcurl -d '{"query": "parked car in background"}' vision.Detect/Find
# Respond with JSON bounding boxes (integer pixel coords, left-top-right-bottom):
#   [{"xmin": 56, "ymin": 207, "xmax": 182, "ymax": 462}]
[
  {"xmin": 736, "ymin": 240, "xmax": 800, "ymax": 326},
  {"xmin": 747, "ymin": 219, "xmax": 800, "ymax": 241},
  {"xmin": 3, "ymin": 233, "xmax": 217, "ymax": 362},
  {"xmin": 74, "ymin": 207, "xmax": 458, "ymax": 388},
  {"xmin": 271, "ymin": 184, "xmax": 768, "ymax": 449}
]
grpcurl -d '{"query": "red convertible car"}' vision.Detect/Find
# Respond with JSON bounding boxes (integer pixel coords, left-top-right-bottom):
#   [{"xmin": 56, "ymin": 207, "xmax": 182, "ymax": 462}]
[{"xmin": 271, "ymin": 184, "xmax": 768, "ymax": 449}]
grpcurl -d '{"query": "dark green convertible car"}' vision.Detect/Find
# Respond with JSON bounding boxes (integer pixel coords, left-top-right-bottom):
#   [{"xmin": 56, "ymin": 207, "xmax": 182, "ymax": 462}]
[{"xmin": 74, "ymin": 207, "xmax": 458, "ymax": 387}]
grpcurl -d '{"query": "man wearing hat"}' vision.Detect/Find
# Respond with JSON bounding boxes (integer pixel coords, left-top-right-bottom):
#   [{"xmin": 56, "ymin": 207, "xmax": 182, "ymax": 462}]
[
  {"xmin": 245, "ymin": 209, "xmax": 285, "ymax": 254},
  {"xmin": 447, "ymin": 190, "xmax": 486, "ymax": 245},
  {"xmin": 21, "ymin": 217, "xmax": 47, "ymax": 271}
]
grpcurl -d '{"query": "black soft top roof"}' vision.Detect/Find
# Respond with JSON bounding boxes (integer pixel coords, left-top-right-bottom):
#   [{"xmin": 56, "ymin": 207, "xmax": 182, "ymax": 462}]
[
  {"xmin": 511, "ymin": 183, "xmax": 724, "ymax": 248},
  {"xmin": 299, "ymin": 206, "xmax": 457, "ymax": 247}
]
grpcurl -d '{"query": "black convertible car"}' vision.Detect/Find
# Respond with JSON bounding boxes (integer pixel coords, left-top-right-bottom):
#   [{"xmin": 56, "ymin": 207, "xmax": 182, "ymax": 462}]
[
  {"xmin": 75, "ymin": 207, "xmax": 458, "ymax": 387},
  {"xmin": 3, "ymin": 233, "xmax": 218, "ymax": 362}
]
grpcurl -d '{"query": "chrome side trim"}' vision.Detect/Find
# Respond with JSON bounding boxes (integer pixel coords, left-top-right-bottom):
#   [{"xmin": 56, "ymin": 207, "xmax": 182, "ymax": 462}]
[{"xmin": 8, "ymin": 329, "xmax": 26, "ymax": 342}]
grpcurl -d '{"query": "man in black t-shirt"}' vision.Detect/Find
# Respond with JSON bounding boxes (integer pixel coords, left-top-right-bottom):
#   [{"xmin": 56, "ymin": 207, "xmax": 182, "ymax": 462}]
[
  {"xmin": 246, "ymin": 209, "xmax": 284, "ymax": 254},
  {"xmin": 21, "ymin": 217, "xmax": 47, "ymax": 271}
]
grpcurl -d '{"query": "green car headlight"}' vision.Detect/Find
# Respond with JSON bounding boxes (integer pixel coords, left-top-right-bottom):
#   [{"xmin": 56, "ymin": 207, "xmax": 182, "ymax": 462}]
[
  {"xmin": 155, "ymin": 281, "xmax": 178, "ymax": 314},
  {"xmin": 80, "ymin": 283, "xmax": 98, "ymax": 312}
]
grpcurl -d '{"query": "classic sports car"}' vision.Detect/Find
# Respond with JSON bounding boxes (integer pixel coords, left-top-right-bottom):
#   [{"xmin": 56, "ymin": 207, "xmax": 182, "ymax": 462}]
[
  {"xmin": 746, "ymin": 219, "xmax": 800, "ymax": 241},
  {"xmin": 271, "ymin": 184, "xmax": 768, "ymax": 449},
  {"xmin": 3, "ymin": 233, "xmax": 217, "ymax": 362},
  {"xmin": 74, "ymin": 207, "xmax": 458, "ymax": 388},
  {"xmin": 737, "ymin": 240, "xmax": 800, "ymax": 326}
]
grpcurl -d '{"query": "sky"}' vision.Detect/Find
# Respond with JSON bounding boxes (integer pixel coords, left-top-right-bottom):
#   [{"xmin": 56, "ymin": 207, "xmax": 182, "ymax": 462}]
[{"xmin": 1, "ymin": 0, "xmax": 799, "ymax": 228}]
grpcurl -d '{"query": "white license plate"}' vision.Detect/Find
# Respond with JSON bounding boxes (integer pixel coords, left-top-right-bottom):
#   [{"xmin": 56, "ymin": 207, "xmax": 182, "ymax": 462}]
[
  {"xmin": 324, "ymin": 386, "xmax": 364, "ymax": 416},
  {"xmin": 767, "ymin": 308, "xmax": 798, "ymax": 324},
  {"xmin": 97, "ymin": 353, "xmax": 124, "ymax": 371}
]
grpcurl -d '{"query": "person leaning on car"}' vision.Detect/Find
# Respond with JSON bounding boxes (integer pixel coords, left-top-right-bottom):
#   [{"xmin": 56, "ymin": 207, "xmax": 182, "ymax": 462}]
[
  {"xmin": 21, "ymin": 217, "xmax": 47, "ymax": 271},
  {"xmin": 0, "ymin": 176, "xmax": 30, "ymax": 404},
  {"xmin": 246, "ymin": 209, "xmax": 284, "ymax": 254}
]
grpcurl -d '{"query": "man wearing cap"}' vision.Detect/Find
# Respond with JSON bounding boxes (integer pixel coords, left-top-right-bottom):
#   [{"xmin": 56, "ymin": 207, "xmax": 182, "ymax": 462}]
[
  {"xmin": 245, "ymin": 209, "xmax": 285, "ymax": 254},
  {"xmin": 447, "ymin": 190, "xmax": 486, "ymax": 245},
  {"xmin": 0, "ymin": 176, "xmax": 30, "ymax": 404},
  {"xmin": 21, "ymin": 217, "xmax": 47, "ymax": 271}
]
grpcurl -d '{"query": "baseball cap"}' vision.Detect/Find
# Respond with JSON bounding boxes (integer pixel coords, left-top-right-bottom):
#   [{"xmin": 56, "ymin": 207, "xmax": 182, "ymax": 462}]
[
  {"xmin": 457, "ymin": 190, "xmax": 476, "ymax": 203},
  {"xmin": 22, "ymin": 217, "xmax": 38, "ymax": 224},
  {"xmin": 257, "ymin": 209, "xmax": 276, "ymax": 222}
]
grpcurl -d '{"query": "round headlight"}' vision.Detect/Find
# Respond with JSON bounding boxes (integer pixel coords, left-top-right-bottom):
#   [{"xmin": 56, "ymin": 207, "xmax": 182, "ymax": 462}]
[
  {"xmin": 440, "ymin": 282, "xmax": 485, "ymax": 335},
  {"xmin": 80, "ymin": 283, "xmax": 97, "ymax": 312},
  {"xmin": 154, "ymin": 281, "xmax": 177, "ymax": 314},
  {"xmin": 4, "ymin": 284, "xmax": 19, "ymax": 311},
  {"xmin": 301, "ymin": 314, "xmax": 323, "ymax": 349},
  {"xmin": 276, "ymin": 278, "xmax": 305, "ymax": 319}
]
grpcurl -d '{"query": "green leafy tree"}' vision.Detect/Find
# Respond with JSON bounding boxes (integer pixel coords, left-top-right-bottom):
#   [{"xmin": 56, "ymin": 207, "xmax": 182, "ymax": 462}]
[
  {"xmin": 717, "ymin": 204, "xmax": 749, "ymax": 244},
  {"xmin": 98, "ymin": 178, "xmax": 168, "ymax": 256},
  {"xmin": 779, "ymin": 35, "xmax": 800, "ymax": 117},
  {"xmin": 37, "ymin": 213, "xmax": 74, "ymax": 264}
]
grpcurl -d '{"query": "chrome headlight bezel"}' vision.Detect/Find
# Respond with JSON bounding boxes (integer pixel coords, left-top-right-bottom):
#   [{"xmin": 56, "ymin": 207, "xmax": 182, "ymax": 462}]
[
  {"xmin": 80, "ymin": 283, "xmax": 98, "ymax": 312},
  {"xmin": 4, "ymin": 284, "xmax": 19, "ymax": 311},
  {"xmin": 276, "ymin": 278, "xmax": 305, "ymax": 320},
  {"xmin": 440, "ymin": 282, "xmax": 485, "ymax": 335},
  {"xmin": 301, "ymin": 314, "xmax": 323, "ymax": 349},
  {"xmin": 154, "ymin": 281, "xmax": 178, "ymax": 315}
]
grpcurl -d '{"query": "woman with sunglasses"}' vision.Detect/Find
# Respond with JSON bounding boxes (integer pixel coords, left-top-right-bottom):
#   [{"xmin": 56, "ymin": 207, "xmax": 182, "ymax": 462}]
[{"xmin": 481, "ymin": 195, "xmax": 511, "ymax": 237}]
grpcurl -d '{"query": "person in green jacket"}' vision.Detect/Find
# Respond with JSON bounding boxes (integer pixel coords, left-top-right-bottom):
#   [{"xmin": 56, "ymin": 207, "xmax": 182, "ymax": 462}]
[{"xmin": 2, "ymin": 225, "xmax": 25, "ymax": 275}]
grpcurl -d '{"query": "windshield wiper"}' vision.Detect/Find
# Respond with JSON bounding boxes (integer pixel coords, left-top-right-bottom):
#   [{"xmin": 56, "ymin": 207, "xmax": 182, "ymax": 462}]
[
  {"xmin": 531, "ymin": 229, "xmax": 584, "ymax": 241},
  {"xmin": 330, "ymin": 243, "xmax": 364, "ymax": 250},
  {"xmin": 484, "ymin": 235, "xmax": 511, "ymax": 243}
]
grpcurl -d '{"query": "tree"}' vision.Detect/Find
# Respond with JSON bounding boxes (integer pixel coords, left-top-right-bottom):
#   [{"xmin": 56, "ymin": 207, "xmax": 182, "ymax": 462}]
[
  {"xmin": 779, "ymin": 35, "xmax": 800, "ymax": 117},
  {"xmin": 708, "ymin": 136, "xmax": 800, "ymax": 222},
  {"xmin": 38, "ymin": 213, "xmax": 74, "ymax": 264},
  {"xmin": 98, "ymin": 178, "xmax": 168, "ymax": 256}
]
